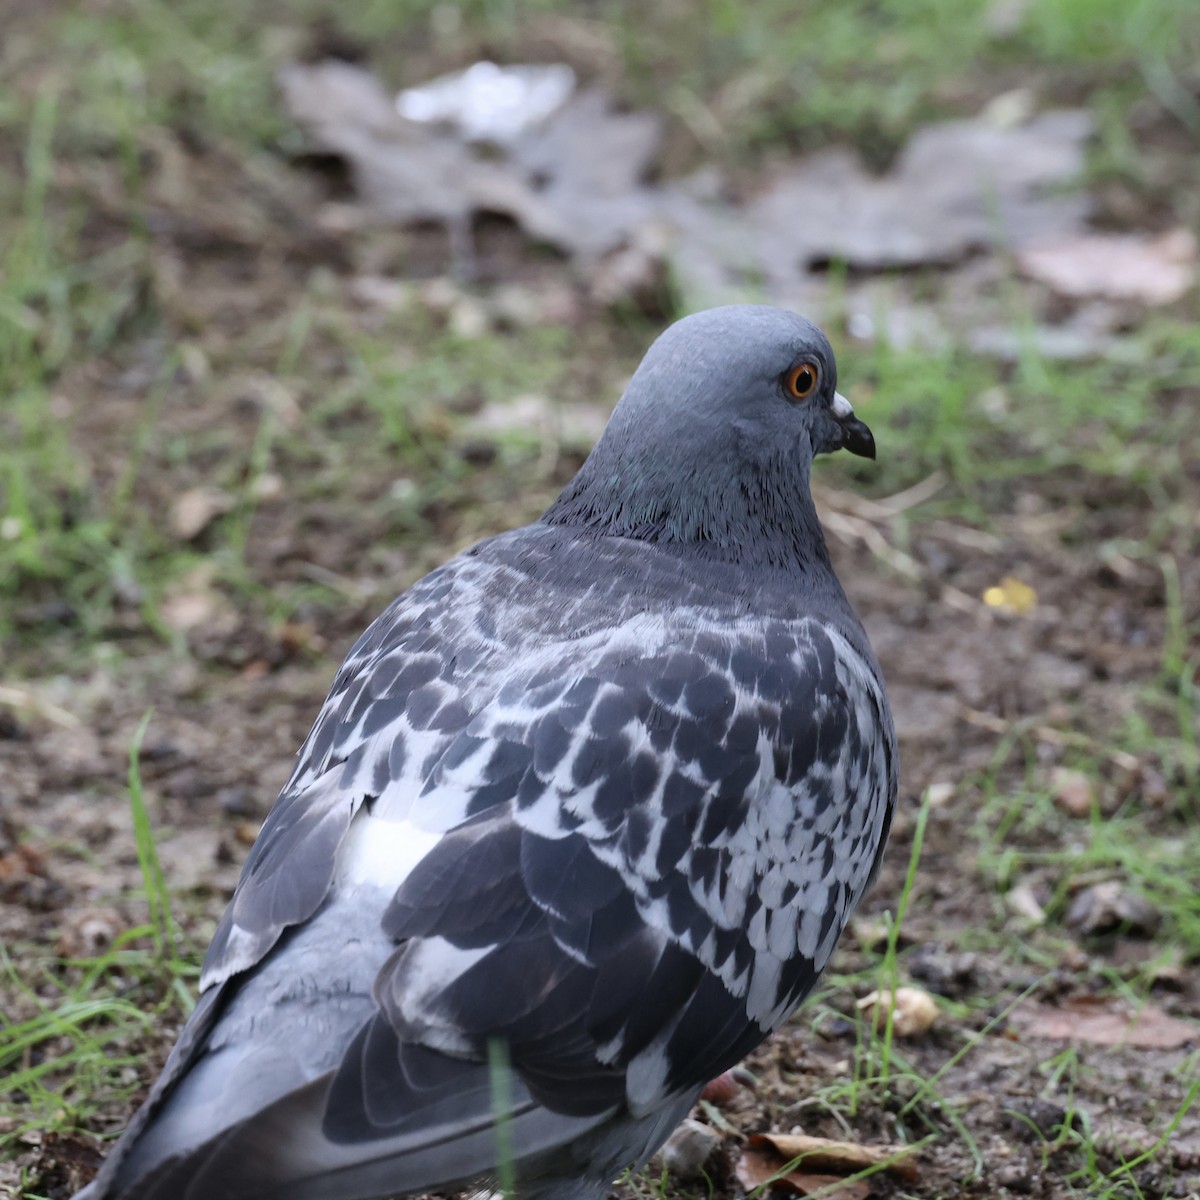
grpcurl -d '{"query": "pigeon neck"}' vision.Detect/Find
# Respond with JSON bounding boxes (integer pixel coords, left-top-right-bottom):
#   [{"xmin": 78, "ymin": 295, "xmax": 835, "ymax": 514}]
[{"xmin": 542, "ymin": 436, "xmax": 837, "ymax": 575}]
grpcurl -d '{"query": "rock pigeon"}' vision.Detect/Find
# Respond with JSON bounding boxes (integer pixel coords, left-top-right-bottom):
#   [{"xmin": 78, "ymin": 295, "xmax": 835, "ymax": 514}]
[{"xmin": 77, "ymin": 305, "xmax": 898, "ymax": 1200}]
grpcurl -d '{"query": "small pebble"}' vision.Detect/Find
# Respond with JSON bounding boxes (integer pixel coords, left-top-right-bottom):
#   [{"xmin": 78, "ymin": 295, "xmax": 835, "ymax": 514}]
[
  {"xmin": 1050, "ymin": 767, "xmax": 1093, "ymax": 818},
  {"xmin": 655, "ymin": 1118, "xmax": 720, "ymax": 1181},
  {"xmin": 217, "ymin": 786, "xmax": 256, "ymax": 817},
  {"xmin": 1005, "ymin": 1097, "xmax": 1072, "ymax": 1141},
  {"xmin": 909, "ymin": 945, "xmax": 979, "ymax": 997},
  {"xmin": 448, "ymin": 297, "xmax": 491, "ymax": 339},
  {"xmin": 857, "ymin": 986, "xmax": 939, "ymax": 1037}
]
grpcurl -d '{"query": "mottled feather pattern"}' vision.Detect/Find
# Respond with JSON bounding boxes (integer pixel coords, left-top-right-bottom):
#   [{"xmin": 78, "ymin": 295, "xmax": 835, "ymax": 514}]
[{"xmin": 200, "ymin": 524, "xmax": 893, "ymax": 1126}]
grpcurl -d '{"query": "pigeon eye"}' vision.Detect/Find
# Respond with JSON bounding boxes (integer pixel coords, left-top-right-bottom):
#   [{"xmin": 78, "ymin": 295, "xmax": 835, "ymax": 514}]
[{"xmin": 785, "ymin": 362, "xmax": 820, "ymax": 401}]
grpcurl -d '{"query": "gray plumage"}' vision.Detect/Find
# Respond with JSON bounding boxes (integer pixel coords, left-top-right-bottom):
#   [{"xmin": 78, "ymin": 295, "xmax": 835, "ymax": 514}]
[{"xmin": 76, "ymin": 305, "xmax": 897, "ymax": 1200}]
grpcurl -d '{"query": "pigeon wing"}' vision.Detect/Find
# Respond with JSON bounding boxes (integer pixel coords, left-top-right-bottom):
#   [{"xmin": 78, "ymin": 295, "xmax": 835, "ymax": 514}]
[
  {"xmin": 198, "ymin": 553, "xmax": 494, "ymax": 991},
  {"xmin": 91, "ymin": 536, "xmax": 895, "ymax": 1200},
  {"xmin": 329, "ymin": 610, "xmax": 896, "ymax": 1134}
]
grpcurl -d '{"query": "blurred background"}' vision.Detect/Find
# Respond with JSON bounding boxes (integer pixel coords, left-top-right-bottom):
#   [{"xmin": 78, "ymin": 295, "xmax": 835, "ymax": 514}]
[{"xmin": 2, "ymin": 2, "xmax": 1199, "ymax": 1197}]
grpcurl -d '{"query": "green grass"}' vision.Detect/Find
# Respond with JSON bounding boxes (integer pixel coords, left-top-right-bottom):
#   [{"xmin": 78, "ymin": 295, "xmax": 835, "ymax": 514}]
[
  {"xmin": 803, "ymin": 766, "xmax": 1200, "ymax": 1196},
  {"xmin": 0, "ymin": 727, "xmax": 198, "ymax": 1167}
]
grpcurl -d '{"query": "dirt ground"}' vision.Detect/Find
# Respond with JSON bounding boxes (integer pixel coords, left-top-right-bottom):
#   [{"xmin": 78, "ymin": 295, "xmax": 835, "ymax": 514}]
[
  {"xmin": 2, "ymin": 5, "xmax": 1200, "ymax": 1200},
  {"xmin": 4, "ymin": 331, "xmax": 1198, "ymax": 1198}
]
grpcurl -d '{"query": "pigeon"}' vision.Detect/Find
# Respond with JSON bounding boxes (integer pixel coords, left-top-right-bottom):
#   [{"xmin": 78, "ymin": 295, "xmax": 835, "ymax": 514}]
[{"xmin": 77, "ymin": 305, "xmax": 898, "ymax": 1200}]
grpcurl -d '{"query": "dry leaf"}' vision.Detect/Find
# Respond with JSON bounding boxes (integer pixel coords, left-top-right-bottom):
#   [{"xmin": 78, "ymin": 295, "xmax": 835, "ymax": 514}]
[
  {"xmin": 1011, "ymin": 1000, "xmax": 1196, "ymax": 1049},
  {"xmin": 746, "ymin": 111, "xmax": 1092, "ymax": 272},
  {"xmin": 752, "ymin": 1134, "xmax": 921, "ymax": 1183},
  {"xmin": 277, "ymin": 619, "xmax": 326, "ymax": 657},
  {"xmin": 509, "ymin": 87, "xmax": 663, "ymax": 259},
  {"xmin": 171, "ymin": 486, "xmax": 235, "ymax": 541},
  {"xmin": 857, "ymin": 987, "xmax": 939, "ymax": 1037},
  {"xmin": 654, "ymin": 1118, "xmax": 720, "ymax": 1180},
  {"xmin": 282, "ymin": 60, "xmax": 1107, "ymax": 354},
  {"xmin": 0, "ymin": 842, "xmax": 49, "ymax": 891},
  {"xmin": 1017, "ymin": 228, "xmax": 1196, "ymax": 304},
  {"xmin": 735, "ymin": 1146, "xmax": 872, "ymax": 1199},
  {"xmin": 280, "ymin": 60, "xmax": 662, "ymax": 263},
  {"xmin": 280, "ymin": 60, "xmax": 489, "ymax": 234}
]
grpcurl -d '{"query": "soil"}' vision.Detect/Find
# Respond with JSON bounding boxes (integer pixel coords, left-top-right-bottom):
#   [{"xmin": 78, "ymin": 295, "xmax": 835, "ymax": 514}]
[
  {"xmin": 5, "ymin": 370, "xmax": 1198, "ymax": 1198},
  {"xmin": 2, "ymin": 47, "xmax": 1199, "ymax": 1200}
]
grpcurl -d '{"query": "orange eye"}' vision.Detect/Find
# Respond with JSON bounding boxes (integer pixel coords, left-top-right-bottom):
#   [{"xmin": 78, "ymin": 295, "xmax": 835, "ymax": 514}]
[{"xmin": 785, "ymin": 362, "xmax": 820, "ymax": 401}]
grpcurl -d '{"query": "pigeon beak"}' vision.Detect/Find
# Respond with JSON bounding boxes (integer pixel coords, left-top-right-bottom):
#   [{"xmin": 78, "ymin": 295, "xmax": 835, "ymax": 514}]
[{"xmin": 831, "ymin": 392, "xmax": 876, "ymax": 460}]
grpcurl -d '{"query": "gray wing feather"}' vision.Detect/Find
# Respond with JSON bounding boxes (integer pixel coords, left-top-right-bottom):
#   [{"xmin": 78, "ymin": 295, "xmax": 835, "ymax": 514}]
[{"xmin": 83, "ymin": 530, "xmax": 896, "ymax": 1200}]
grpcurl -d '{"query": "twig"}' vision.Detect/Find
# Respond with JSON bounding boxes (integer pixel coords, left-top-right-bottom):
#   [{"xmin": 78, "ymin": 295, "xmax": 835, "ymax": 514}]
[
  {"xmin": 818, "ymin": 508, "xmax": 923, "ymax": 579},
  {"xmin": 0, "ymin": 684, "xmax": 80, "ymax": 728},
  {"xmin": 924, "ymin": 519, "xmax": 1004, "ymax": 552},
  {"xmin": 814, "ymin": 470, "xmax": 946, "ymax": 520},
  {"xmin": 818, "ymin": 508, "xmax": 979, "ymax": 613}
]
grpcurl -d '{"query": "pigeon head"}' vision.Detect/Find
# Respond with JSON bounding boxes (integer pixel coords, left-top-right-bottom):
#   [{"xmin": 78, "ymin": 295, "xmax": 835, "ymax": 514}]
[{"xmin": 544, "ymin": 305, "xmax": 877, "ymax": 569}]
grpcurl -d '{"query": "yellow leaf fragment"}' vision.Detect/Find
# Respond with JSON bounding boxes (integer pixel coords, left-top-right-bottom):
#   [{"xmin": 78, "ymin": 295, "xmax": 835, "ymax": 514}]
[{"xmin": 983, "ymin": 575, "xmax": 1037, "ymax": 615}]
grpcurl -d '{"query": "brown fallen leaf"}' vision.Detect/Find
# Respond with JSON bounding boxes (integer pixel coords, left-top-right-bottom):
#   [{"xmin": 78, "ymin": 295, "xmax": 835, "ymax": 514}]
[
  {"xmin": 0, "ymin": 839, "xmax": 46, "ymax": 881},
  {"xmin": 1010, "ymin": 1000, "xmax": 1197, "ymax": 1049},
  {"xmin": 27, "ymin": 1130, "xmax": 103, "ymax": 1197},
  {"xmin": 735, "ymin": 1146, "xmax": 872, "ymax": 1199},
  {"xmin": 277, "ymin": 619, "xmax": 327, "ymax": 658},
  {"xmin": 750, "ymin": 1133, "xmax": 920, "ymax": 1184},
  {"xmin": 1016, "ymin": 228, "xmax": 1196, "ymax": 304}
]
